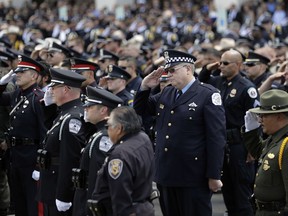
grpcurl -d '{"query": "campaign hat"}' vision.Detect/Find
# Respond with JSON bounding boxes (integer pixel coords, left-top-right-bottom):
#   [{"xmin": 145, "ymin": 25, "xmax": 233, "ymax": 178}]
[{"xmin": 249, "ymin": 89, "xmax": 288, "ymax": 114}]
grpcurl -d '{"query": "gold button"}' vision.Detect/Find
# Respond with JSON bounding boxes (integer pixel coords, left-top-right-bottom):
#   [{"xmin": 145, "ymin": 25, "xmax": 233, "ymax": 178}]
[
  {"xmin": 164, "ymin": 148, "xmax": 168, "ymax": 152},
  {"xmin": 166, "ymin": 135, "xmax": 169, "ymax": 139},
  {"xmin": 171, "ymin": 110, "xmax": 174, "ymax": 114},
  {"xmin": 168, "ymin": 123, "xmax": 172, "ymax": 126}
]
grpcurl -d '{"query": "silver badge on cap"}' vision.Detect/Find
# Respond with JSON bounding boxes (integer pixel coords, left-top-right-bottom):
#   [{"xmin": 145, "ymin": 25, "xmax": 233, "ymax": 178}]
[
  {"xmin": 164, "ymin": 51, "xmax": 169, "ymax": 59},
  {"xmin": 108, "ymin": 65, "xmax": 113, "ymax": 73}
]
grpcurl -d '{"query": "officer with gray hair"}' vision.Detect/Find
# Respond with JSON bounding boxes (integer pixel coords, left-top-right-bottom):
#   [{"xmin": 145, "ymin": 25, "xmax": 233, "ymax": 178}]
[{"xmin": 90, "ymin": 106, "xmax": 155, "ymax": 216}]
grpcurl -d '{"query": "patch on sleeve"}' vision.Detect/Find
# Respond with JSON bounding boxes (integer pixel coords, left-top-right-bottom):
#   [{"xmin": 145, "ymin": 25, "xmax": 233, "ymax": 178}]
[
  {"xmin": 69, "ymin": 119, "xmax": 82, "ymax": 134},
  {"xmin": 247, "ymin": 87, "xmax": 258, "ymax": 99},
  {"xmin": 99, "ymin": 136, "xmax": 113, "ymax": 152},
  {"xmin": 108, "ymin": 159, "xmax": 123, "ymax": 180},
  {"xmin": 211, "ymin": 92, "xmax": 222, "ymax": 105}
]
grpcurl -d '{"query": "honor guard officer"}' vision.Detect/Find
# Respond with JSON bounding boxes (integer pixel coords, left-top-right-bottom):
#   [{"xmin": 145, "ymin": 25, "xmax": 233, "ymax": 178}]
[
  {"xmin": 198, "ymin": 49, "xmax": 259, "ymax": 216},
  {"xmin": 243, "ymin": 89, "xmax": 288, "ymax": 216},
  {"xmin": 72, "ymin": 86, "xmax": 123, "ymax": 216},
  {"xmin": 45, "ymin": 42, "xmax": 73, "ymax": 68},
  {"xmin": 134, "ymin": 49, "xmax": 226, "ymax": 216},
  {"xmin": 105, "ymin": 65, "xmax": 134, "ymax": 107},
  {"xmin": 70, "ymin": 57, "xmax": 99, "ymax": 95},
  {"xmin": 0, "ymin": 55, "xmax": 47, "ymax": 216},
  {"xmin": 90, "ymin": 107, "xmax": 155, "ymax": 216},
  {"xmin": 37, "ymin": 68, "xmax": 86, "ymax": 216}
]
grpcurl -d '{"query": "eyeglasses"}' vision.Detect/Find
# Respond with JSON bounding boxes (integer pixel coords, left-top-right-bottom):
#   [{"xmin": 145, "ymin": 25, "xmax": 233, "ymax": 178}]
[
  {"xmin": 166, "ymin": 65, "xmax": 187, "ymax": 74},
  {"xmin": 220, "ymin": 61, "xmax": 235, "ymax": 66},
  {"xmin": 256, "ymin": 113, "xmax": 274, "ymax": 119}
]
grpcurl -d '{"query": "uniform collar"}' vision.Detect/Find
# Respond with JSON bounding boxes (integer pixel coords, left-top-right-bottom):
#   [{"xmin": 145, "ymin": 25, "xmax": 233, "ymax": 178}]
[{"xmin": 20, "ymin": 83, "xmax": 38, "ymax": 96}]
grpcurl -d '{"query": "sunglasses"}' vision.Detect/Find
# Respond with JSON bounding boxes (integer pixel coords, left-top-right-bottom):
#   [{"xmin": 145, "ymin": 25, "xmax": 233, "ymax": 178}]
[
  {"xmin": 220, "ymin": 61, "xmax": 235, "ymax": 66},
  {"xmin": 244, "ymin": 62, "xmax": 260, "ymax": 67},
  {"xmin": 166, "ymin": 65, "xmax": 187, "ymax": 74}
]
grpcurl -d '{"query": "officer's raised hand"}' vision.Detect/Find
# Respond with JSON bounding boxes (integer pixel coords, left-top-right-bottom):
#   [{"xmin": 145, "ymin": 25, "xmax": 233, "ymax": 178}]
[
  {"xmin": 0, "ymin": 69, "xmax": 15, "ymax": 85},
  {"xmin": 244, "ymin": 111, "xmax": 260, "ymax": 132},
  {"xmin": 141, "ymin": 66, "xmax": 164, "ymax": 90}
]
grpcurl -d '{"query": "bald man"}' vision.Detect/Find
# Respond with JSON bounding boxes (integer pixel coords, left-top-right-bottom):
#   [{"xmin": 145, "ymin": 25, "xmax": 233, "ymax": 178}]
[{"xmin": 199, "ymin": 49, "xmax": 259, "ymax": 216}]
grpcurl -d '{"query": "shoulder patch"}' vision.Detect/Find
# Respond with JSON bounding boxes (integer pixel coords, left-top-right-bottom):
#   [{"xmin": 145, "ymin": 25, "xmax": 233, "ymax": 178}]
[
  {"xmin": 108, "ymin": 159, "xmax": 123, "ymax": 179},
  {"xmin": 69, "ymin": 119, "xmax": 82, "ymax": 134},
  {"xmin": 247, "ymin": 87, "xmax": 258, "ymax": 99},
  {"xmin": 211, "ymin": 92, "xmax": 222, "ymax": 105},
  {"xmin": 127, "ymin": 99, "xmax": 134, "ymax": 107},
  {"xmin": 99, "ymin": 136, "xmax": 113, "ymax": 152}
]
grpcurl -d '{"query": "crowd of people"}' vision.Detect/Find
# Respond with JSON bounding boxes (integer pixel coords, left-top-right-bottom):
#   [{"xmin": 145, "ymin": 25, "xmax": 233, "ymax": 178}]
[{"xmin": 0, "ymin": 0, "xmax": 288, "ymax": 216}]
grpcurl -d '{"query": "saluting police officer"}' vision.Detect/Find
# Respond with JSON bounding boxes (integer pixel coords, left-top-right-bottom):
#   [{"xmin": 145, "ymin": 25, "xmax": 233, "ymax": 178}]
[
  {"xmin": 37, "ymin": 68, "xmax": 86, "ymax": 216},
  {"xmin": 243, "ymin": 89, "xmax": 288, "ymax": 216},
  {"xmin": 105, "ymin": 65, "xmax": 134, "ymax": 107},
  {"xmin": 90, "ymin": 106, "xmax": 155, "ymax": 216},
  {"xmin": 134, "ymin": 50, "xmax": 226, "ymax": 216},
  {"xmin": 198, "ymin": 49, "xmax": 259, "ymax": 216},
  {"xmin": 72, "ymin": 86, "xmax": 123, "ymax": 216},
  {"xmin": 0, "ymin": 55, "xmax": 47, "ymax": 216}
]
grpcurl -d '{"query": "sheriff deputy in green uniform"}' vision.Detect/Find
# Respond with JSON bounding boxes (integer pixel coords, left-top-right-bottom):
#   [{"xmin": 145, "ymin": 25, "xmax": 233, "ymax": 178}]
[{"xmin": 243, "ymin": 89, "xmax": 288, "ymax": 216}]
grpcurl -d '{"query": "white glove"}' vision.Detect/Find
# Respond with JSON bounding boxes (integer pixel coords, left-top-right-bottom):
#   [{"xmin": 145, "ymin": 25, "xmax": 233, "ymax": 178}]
[
  {"xmin": 244, "ymin": 111, "xmax": 260, "ymax": 132},
  {"xmin": 43, "ymin": 87, "xmax": 54, "ymax": 106},
  {"xmin": 0, "ymin": 70, "xmax": 15, "ymax": 85},
  {"xmin": 55, "ymin": 199, "xmax": 72, "ymax": 212},
  {"xmin": 32, "ymin": 170, "xmax": 40, "ymax": 181}
]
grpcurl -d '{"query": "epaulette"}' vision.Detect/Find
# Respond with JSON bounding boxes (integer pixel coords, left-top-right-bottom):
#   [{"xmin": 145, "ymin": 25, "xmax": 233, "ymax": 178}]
[{"xmin": 33, "ymin": 88, "xmax": 44, "ymax": 97}]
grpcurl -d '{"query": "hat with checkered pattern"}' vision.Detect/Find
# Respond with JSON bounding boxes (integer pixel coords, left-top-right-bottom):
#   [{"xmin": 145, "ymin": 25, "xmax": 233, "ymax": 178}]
[{"xmin": 162, "ymin": 49, "xmax": 196, "ymax": 69}]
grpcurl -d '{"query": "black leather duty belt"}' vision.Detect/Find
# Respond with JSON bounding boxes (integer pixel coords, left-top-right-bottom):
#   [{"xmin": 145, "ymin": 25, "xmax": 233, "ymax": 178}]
[
  {"xmin": 256, "ymin": 199, "xmax": 285, "ymax": 211},
  {"xmin": 10, "ymin": 137, "xmax": 39, "ymax": 147}
]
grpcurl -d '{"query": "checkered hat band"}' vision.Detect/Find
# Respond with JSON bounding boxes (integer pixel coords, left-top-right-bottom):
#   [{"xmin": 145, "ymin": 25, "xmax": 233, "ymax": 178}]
[
  {"xmin": 18, "ymin": 62, "xmax": 40, "ymax": 72},
  {"xmin": 71, "ymin": 64, "xmax": 96, "ymax": 70},
  {"xmin": 166, "ymin": 57, "xmax": 194, "ymax": 64}
]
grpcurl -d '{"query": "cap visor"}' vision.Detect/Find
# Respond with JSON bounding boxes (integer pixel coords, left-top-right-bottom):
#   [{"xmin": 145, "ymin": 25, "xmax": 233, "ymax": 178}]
[{"xmin": 83, "ymin": 101, "xmax": 96, "ymax": 107}]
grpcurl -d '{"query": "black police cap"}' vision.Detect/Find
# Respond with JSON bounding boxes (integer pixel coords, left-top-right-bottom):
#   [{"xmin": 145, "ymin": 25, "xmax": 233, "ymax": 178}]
[
  {"xmin": 0, "ymin": 50, "xmax": 17, "ymax": 67},
  {"xmin": 106, "ymin": 65, "xmax": 131, "ymax": 81},
  {"xmin": 70, "ymin": 58, "xmax": 99, "ymax": 73},
  {"xmin": 162, "ymin": 49, "xmax": 197, "ymax": 69},
  {"xmin": 98, "ymin": 49, "xmax": 119, "ymax": 62},
  {"xmin": 244, "ymin": 51, "xmax": 270, "ymax": 65},
  {"xmin": 84, "ymin": 86, "xmax": 123, "ymax": 108},
  {"xmin": 49, "ymin": 68, "xmax": 86, "ymax": 88},
  {"xmin": 14, "ymin": 55, "xmax": 47, "ymax": 75},
  {"xmin": 48, "ymin": 42, "xmax": 72, "ymax": 57}
]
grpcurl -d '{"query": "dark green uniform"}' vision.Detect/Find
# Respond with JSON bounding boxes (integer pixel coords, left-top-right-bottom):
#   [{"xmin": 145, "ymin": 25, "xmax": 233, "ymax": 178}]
[{"xmin": 243, "ymin": 124, "xmax": 288, "ymax": 216}]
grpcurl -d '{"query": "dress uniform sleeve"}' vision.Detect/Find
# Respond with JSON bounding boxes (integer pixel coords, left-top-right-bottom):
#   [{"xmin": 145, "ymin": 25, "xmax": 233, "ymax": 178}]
[
  {"xmin": 107, "ymin": 152, "xmax": 135, "ymax": 215},
  {"xmin": 203, "ymin": 91, "xmax": 226, "ymax": 179},
  {"xmin": 56, "ymin": 116, "xmax": 86, "ymax": 202},
  {"xmin": 134, "ymin": 89, "xmax": 161, "ymax": 116},
  {"xmin": 242, "ymin": 129, "xmax": 264, "ymax": 159}
]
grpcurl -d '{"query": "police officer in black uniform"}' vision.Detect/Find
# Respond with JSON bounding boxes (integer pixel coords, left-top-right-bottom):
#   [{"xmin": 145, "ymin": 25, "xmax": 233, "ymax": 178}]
[
  {"xmin": 90, "ymin": 106, "xmax": 155, "ymax": 216},
  {"xmin": 198, "ymin": 49, "xmax": 259, "ymax": 216},
  {"xmin": 72, "ymin": 86, "xmax": 123, "ymax": 216},
  {"xmin": 105, "ymin": 65, "xmax": 134, "ymax": 107},
  {"xmin": 37, "ymin": 68, "xmax": 86, "ymax": 216},
  {"xmin": 134, "ymin": 50, "xmax": 226, "ymax": 216},
  {"xmin": 0, "ymin": 55, "xmax": 47, "ymax": 216}
]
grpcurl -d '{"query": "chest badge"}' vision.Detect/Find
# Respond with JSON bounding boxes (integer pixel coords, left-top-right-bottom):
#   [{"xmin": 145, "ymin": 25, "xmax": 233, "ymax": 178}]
[
  {"xmin": 267, "ymin": 153, "xmax": 275, "ymax": 159},
  {"xmin": 159, "ymin": 104, "xmax": 164, "ymax": 109},
  {"xmin": 229, "ymin": 89, "xmax": 237, "ymax": 97}
]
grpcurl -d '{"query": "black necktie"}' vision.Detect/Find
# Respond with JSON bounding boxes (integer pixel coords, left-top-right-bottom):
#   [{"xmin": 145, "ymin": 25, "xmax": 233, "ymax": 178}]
[{"xmin": 176, "ymin": 90, "xmax": 182, "ymax": 100}]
